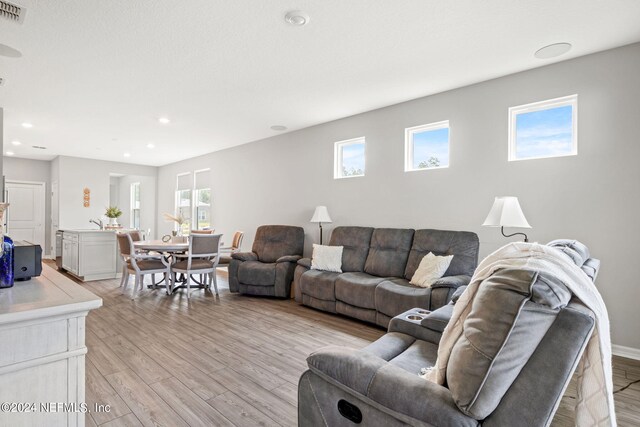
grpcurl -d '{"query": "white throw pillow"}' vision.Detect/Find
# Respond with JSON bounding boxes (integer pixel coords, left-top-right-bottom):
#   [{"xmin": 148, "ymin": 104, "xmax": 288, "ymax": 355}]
[
  {"xmin": 311, "ymin": 244, "xmax": 343, "ymax": 273},
  {"xmin": 409, "ymin": 252, "xmax": 454, "ymax": 288}
]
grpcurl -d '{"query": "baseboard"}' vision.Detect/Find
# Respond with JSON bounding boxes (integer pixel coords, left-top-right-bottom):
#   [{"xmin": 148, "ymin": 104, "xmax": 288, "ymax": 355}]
[{"xmin": 612, "ymin": 344, "xmax": 640, "ymax": 361}]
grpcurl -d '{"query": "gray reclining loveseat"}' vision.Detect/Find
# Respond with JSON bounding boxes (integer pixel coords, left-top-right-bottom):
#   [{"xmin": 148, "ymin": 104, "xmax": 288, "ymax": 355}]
[
  {"xmin": 294, "ymin": 226, "xmax": 479, "ymax": 327},
  {"xmin": 298, "ymin": 242, "xmax": 601, "ymax": 426}
]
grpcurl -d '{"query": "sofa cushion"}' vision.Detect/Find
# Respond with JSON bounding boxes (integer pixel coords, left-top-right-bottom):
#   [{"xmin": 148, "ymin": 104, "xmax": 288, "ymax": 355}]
[
  {"xmin": 310, "ymin": 244, "xmax": 343, "ymax": 272},
  {"xmin": 409, "ymin": 252, "xmax": 453, "ymax": 287},
  {"xmin": 252, "ymin": 225, "xmax": 304, "ymax": 263},
  {"xmin": 389, "ymin": 339, "xmax": 439, "ymax": 376},
  {"xmin": 375, "ymin": 279, "xmax": 431, "ymax": 318},
  {"xmin": 335, "ymin": 272, "xmax": 387, "ymax": 309},
  {"xmin": 237, "ymin": 261, "xmax": 276, "ymax": 286},
  {"xmin": 447, "ymin": 268, "xmax": 571, "ymax": 420},
  {"xmin": 364, "ymin": 228, "xmax": 414, "ymax": 278},
  {"xmin": 300, "ymin": 269, "xmax": 340, "ymax": 301},
  {"xmin": 329, "ymin": 226, "xmax": 374, "ymax": 272},
  {"xmin": 404, "ymin": 229, "xmax": 479, "ymax": 280}
]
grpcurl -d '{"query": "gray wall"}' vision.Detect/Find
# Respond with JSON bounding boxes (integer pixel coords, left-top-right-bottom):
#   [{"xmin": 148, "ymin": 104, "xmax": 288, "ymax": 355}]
[
  {"xmin": 157, "ymin": 43, "xmax": 640, "ymax": 350},
  {"xmin": 3, "ymin": 157, "xmax": 52, "ymax": 256}
]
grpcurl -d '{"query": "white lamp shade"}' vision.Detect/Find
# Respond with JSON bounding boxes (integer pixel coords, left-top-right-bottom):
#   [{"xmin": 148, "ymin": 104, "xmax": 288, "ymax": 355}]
[
  {"xmin": 482, "ymin": 196, "xmax": 531, "ymax": 228},
  {"xmin": 310, "ymin": 206, "xmax": 332, "ymax": 223}
]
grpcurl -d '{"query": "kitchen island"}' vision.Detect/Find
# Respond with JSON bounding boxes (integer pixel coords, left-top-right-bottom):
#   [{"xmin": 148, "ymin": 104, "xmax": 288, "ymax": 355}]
[
  {"xmin": 61, "ymin": 229, "xmax": 119, "ymax": 281},
  {"xmin": 0, "ymin": 264, "xmax": 102, "ymax": 427}
]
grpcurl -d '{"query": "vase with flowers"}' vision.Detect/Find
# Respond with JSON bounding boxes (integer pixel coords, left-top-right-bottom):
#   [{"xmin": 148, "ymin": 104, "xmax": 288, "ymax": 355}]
[{"xmin": 105, "ymin": 206, "xmax": 123, "ymax": 227}]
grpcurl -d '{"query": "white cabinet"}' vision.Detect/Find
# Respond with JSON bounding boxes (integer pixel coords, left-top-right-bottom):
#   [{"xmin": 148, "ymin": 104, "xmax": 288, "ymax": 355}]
[
  {"xmin": 0, "ymin": 265, "xmax": 102, "ymax": 427},
  {"xmin": 62, "ymin": 231, "xmax": 117, "ymax": 281}
]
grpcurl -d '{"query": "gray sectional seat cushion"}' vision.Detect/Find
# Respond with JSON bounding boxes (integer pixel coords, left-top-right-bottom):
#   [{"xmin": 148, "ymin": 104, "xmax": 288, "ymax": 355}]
[
  {"xmin": 364, "ymin": 228, "xmax": 414, "ymax": 277},
  {"xmin": 295, "ymin": 226, "xmax": 479, "ymax": 327},
  {"xmin": 329, "ymin": 226, "xmax": 374, "ymax": 272},
  {"xmin": 335, "ymin": 272, "xmax": 388, "ymax": 309},
  {"xmin": 447, "ymin": 268, "xmax": 572, "ymax": 419},
  {"xmin": 237, "ymin": 261, "xmax": 276, "ymax": 286},
  {"xmin": 375, "ymin": 279, "xmax": 431, "ymax": 317}
]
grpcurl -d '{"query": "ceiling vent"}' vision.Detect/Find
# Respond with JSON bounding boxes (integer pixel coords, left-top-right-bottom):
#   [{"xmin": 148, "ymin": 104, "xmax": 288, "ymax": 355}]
[{"xmin": 0, "ymin": 1, "xmax": 26, "ymax": 24}]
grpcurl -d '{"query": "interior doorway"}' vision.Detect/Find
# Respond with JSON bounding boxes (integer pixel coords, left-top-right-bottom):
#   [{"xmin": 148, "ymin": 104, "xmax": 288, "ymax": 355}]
[{"xmin": 5, "ymin": 180, "xmax": 46, "ymax": 251}]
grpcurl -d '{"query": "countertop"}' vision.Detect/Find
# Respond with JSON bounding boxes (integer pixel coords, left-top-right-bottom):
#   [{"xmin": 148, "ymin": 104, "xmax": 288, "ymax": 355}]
[{"xmin": 0, "ymin": 264, "xmax": 102, "ymax": 325}]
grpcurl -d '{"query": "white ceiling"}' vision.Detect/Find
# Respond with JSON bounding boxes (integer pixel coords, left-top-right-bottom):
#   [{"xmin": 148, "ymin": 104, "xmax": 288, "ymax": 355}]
[{"xmin": 1, "ymin": 0, "xmax": 639, "ymax": 166}]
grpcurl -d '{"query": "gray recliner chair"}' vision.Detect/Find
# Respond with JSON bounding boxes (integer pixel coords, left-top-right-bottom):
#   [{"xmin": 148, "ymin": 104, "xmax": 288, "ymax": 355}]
[
  {"xmin": 298, "ymin": 242, "xmax": 601, "ymax": 426},
  {"xmin": 229, "ymin": 225, "xmax": 304, "ymax": 298}
]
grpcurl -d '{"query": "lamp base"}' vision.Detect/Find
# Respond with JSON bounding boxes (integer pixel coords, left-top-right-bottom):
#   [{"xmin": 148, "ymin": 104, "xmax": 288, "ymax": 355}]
[{"xmin": 501, "ymin": 226, "xmax": 528, "ymax": 242}]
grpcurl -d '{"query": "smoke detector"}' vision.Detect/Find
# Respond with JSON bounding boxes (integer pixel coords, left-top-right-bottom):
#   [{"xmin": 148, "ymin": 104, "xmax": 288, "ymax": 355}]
[
  {"xmin": 0, "ymin": 1, "xmax": 26, "ymax": 24},
  {"xmin": 284, "ymin": 11, "xmax": 310, "ymax": 26}
]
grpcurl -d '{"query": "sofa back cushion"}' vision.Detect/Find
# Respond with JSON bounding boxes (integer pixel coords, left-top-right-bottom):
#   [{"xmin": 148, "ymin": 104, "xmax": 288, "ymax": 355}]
[
  {"xmin": 329, "ymin": 227, "xmax": 374, "ymax": 272},
  {"xmin": 252, "ymin": 225, "xmax": 304, "ymax": 263},
  {"xmin": 404, "ymin": 229, "xmax": 479, "ymax": 280},
  {"xmin": 363, "ymin": 228, "xmax": 414, "ymax": 278},
  {"xmin": 446, "ymin": 268, "xmax": 571, "ymax": 420}
]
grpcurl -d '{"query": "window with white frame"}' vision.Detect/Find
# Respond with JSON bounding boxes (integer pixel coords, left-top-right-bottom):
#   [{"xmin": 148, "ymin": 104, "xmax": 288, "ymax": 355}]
[
  {"xmin": 404, "ymin": 121, "xmax": 450, "ymax": 171},
  {"xmin": 130, "ymin": 182, "xmax": 140, "ymax": 229},
  {"xmin": 334, "ymin": 137, "xmax": 365, "ymax": 179},
  {"xmin": 193, "ymin": 169, "xmax": 211, "ymax": 231},
  {"xmin": 175, "ymin": 173, "xmax": 192, "ymax": 235},
  {"xmin": 509, "ymin": 94, "xmax": 578, "ymax": 161}
]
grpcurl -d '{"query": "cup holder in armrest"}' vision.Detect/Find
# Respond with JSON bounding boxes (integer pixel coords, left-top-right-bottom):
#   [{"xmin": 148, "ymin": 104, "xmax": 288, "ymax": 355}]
[
  {"xmin": 406, "ymin": 314, "xmax": 425, "ymax": 321},
  {"xmin": 416, "ymin": 310, "xmax": 430, "ymax": 315}
]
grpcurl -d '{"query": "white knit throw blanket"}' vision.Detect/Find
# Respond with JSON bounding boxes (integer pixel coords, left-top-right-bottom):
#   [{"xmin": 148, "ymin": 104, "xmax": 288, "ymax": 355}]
[{"xmin": 425, "ymin": 242, "xmax": 616, "ymax": 427}]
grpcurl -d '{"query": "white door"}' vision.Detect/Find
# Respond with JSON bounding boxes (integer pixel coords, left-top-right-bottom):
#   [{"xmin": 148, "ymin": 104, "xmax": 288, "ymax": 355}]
[{"xmin": 5, "ymin": 181, "xmax": 46, "ymax": 249}]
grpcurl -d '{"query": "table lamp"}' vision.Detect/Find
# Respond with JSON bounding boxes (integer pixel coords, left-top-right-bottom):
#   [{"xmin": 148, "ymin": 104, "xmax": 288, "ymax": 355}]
[
  {"xmin": 310, "ymin": 206, "xmax": 332, "ymax": 244},
  {"xmin": 482, "ymin": 196, "xmax": 531, "ymax": 242}
]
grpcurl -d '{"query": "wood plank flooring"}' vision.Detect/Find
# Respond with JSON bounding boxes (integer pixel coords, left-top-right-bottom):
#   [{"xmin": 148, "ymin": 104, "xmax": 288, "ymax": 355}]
[{"xmin": 56, "ymin": 264, "xmax": 640, "ymax": 426}]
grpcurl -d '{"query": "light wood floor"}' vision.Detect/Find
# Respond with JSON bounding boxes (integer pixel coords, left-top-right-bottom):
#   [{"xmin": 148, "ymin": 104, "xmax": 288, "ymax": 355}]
[{"xmin": 61, "ymin": 266, "xmax": 640, "ymax": 426}]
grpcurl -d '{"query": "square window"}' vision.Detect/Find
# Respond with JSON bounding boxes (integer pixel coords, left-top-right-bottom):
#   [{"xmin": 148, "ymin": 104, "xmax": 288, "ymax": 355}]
[
  {"xmin": 404, "ymin": 121, "xmax": 450, "ymax": 171},
  {"xmin": 334, "ymin": 137, "xmax": 365, "ymax": 179},
  {"xmin": 509, "ymin": 94, "xmax": 577, "ymax": 161}
]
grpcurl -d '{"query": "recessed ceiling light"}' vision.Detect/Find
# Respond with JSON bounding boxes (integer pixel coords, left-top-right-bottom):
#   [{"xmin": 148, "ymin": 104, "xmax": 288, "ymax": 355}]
[
  {"xmin": 284, "ymin": 11, "xmax": 310, "ymax": 26},
  {"xmin": 270, "ymin": 125, "xmax": 288, "ymax": 131},
  {"xmin": 11, "ymin": 141, "xmax": 21, "ymax": 146},
  {"xmin": 5, "ymin": 151, "xmax": 14, "ymax": 156},
  {"xmin": 0, "ymin": 43, "xmax": 22, "ymax": 58},
  {"xmin": 158, "ymin": 117, "xmax": 170, "ymax": 124},
  {"xmin": 21, "ymin": 122, "xmax": 33, "ymax": 128},
  {"xmin": 146, "ymin": 143, "xmax": 155, "ymax": 149},
  {"xmin": 535, "ymin": 43, "xmax": 572, "ymax": 59},
  {"xmin": 123, "ymin": 152, "xmax": 131, "ymax": 158}
]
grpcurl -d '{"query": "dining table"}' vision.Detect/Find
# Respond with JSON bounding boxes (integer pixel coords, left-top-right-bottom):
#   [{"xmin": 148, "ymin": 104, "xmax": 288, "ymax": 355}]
[{"xmin": 132, "ymin": 239, "xmax": 206, "ymax": 293}]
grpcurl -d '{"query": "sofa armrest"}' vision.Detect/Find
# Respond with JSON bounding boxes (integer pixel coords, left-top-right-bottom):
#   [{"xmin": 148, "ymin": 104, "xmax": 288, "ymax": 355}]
[
  {"xmin": 231, "ymin": 251, "xmax": 258, "ymax": 262},
  {"xmin": 276, "ymin": 255, "xmax": 302, "ymax": 263},
  {"xmin": 421, "ymin": 304, "xmax": 454, "ymax": 333},
  {"xmin": 307, "ymin": 346, "xmax": 477, "ymax": 427},
  {"xmin": 431, "ymin": 274, "xmax": 471, "ymax": 289},
  {"xmin": 388, "ymin": 309, "xmax": 444, "ymax": 345},
  {"xmin": 297, "ymin": 257, "xmax": 312, "ymax": 269}
]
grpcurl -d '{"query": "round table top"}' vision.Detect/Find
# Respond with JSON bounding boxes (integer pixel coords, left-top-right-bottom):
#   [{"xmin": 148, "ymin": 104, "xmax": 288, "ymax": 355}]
[{"xmin": 134, "ymin": 239, "xmax": 189, "ymax": 252}]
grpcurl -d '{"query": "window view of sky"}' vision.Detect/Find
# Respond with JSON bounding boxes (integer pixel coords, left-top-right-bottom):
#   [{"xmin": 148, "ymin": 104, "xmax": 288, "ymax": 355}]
[
  {"xmin": 515, "ymin": 105, "xmax": 573, "ymax": 159},
  {"xmin": 341, "ymin": 142, "xmax": 365, "ymax": 176},
  {"xmin": 413, "ymin": 127, "xmax": 449, "ymax": 169}
]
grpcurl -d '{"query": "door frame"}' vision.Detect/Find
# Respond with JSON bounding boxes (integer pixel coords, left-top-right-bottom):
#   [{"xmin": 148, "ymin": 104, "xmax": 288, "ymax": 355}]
[{"xmin": 5, "ymin": 180, "xmax": 46, "ymax": 255}]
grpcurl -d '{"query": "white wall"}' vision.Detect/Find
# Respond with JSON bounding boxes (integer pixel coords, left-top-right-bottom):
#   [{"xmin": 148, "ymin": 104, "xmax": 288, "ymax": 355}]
[
  {"xmin": 55, "ymin": 156, "xmax": 158, "ymax": 235},
  {"xmin": 116, "ymin": 175, "xmax": 157, "ymax": 235},
  {"xmin": 157, "ymin": 43, "xmax": 640, "ymax": 350},
  {"xmin": 2, "ymin": 157, "xmax": 52, "ymax": 255}
]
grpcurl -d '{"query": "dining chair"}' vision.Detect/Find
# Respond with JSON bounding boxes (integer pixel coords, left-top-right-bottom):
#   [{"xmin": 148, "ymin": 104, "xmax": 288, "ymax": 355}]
[
  {"xmin": 116, "ymin": 232, "xmax": 171, "ymax": 299},
  {"xmin": 191, "ymin": 229, "xmax": 215, "ymax": 234},
  {"xmin": 218, "ymin": 231, "xmax": 244, "ymax": 266},
  {"xmin": 171, "ymin": 233, "xmax": 222, "ymax": 298}
]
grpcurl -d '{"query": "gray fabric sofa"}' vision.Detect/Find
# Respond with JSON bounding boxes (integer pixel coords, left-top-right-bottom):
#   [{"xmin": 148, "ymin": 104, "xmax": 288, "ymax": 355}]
[
  {"xmin": 229, "ymin": 225, "xmax": 304, "ymax": 298},
  {"xmin": 294, "ymin": 227, "xmax": 479, "ymax": 327},
  {"xmin": 298, "ymin": 242, "xmax": 600, "ymax": 426}
]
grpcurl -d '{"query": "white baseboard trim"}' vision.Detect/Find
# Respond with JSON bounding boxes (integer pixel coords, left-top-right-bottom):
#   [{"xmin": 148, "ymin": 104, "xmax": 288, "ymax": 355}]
[{"xmin": 612, "ymin": 344, "xmax": 640, "ymax": 361}]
